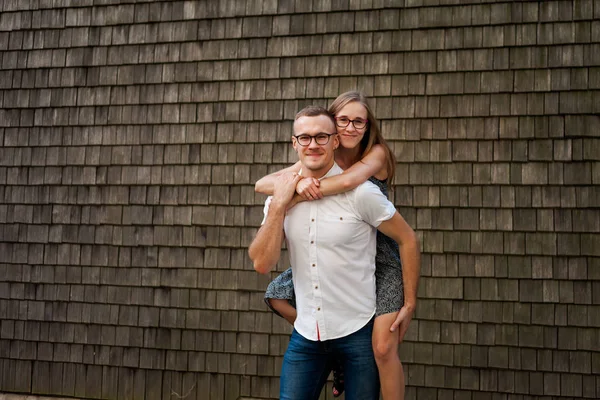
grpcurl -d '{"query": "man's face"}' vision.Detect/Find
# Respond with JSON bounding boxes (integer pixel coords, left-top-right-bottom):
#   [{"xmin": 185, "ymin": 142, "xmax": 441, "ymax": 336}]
[{"xmin": 292, "ymin": 115, "xmax": 339, "ymax": 176}]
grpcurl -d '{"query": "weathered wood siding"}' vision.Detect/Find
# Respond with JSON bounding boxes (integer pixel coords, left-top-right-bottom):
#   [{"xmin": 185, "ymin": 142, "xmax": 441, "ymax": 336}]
[{"xmin": 0, "ymin": 1, "xmax": 599, "ymax": 399}]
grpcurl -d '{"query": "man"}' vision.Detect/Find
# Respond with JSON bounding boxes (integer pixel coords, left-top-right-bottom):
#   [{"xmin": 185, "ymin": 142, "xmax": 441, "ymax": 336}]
[{"xmin": 248, "ymin": 106, "xmax": 420, "ymax": 400}]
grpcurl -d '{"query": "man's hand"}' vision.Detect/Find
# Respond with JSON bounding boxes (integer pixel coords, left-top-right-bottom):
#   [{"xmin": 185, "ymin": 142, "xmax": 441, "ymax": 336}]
[
  {"xmin": 389, "ymin": 304, "xmax": 415, "ymax": 343},
  {"xmin": 296, "ymin": 177, "xmax": 322, "ymax": 201},
  {"xmin": 272, "ymin": 172, "xmax": 303, "ymax": 206}
]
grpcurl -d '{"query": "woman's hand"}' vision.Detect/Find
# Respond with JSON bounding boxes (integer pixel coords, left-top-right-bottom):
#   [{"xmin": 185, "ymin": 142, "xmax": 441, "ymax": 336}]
[{"xmin": 296, "ymin": 177, "xmax": 323, "ymax": 201}]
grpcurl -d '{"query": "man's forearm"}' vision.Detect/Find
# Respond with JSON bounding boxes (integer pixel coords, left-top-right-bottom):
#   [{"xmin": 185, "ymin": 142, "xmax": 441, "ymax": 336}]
[
  {"xmin": 399, "ymin": 240, "xmax": 420, "ymax": 309},
  {"xmin": 248, "ymin": 200, "xmax": 287, "ymax": 274}
]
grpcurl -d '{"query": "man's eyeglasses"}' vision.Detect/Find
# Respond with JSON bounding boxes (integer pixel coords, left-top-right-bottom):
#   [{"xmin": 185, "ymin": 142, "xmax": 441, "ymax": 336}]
[
  {"xmin": 335, "ymin": 117, "xmax": 368, "ymax": 130},
  {"xmin": 293, "ymin": 133, "xmax": 337, "ymax": 146}
]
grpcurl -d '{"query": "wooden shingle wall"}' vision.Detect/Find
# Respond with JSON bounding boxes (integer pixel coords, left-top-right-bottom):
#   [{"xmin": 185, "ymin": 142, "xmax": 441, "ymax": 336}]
[{"xmin": 0, "ymin": 0, "xmax": 599, "ymax": 399}]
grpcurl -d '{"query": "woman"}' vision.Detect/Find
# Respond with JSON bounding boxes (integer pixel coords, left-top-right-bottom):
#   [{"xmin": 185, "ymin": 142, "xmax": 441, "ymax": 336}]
[{"xmin": 255, "ymin": 91, "xmax": 406, "ymax": 400}]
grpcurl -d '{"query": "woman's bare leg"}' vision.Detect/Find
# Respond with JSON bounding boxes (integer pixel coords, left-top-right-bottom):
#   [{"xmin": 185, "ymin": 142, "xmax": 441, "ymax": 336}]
[
  {"xmin": 372, "ymin": 312, "xmax": 404, "ymax": 400},
  {"xmin": 268, "ymin": 299, "xmax": 297, "ymax": 325}
]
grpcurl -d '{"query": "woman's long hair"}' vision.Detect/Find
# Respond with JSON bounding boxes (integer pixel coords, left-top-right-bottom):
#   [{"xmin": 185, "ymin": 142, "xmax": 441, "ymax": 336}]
[{"xmin": 328, "ymin": 91, "xmax": 396, "ymax": 186}]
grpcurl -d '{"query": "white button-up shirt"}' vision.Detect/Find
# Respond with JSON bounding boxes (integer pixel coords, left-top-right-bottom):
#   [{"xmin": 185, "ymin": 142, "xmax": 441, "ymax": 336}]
[{"xmin": 262, "ymin": 162, "xmax": 396, "ymax": 341}]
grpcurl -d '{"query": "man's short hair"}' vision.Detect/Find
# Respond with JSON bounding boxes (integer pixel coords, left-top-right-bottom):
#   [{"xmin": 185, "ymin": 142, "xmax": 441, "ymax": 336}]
[{"xmin": 294, "ymin": 106, "xmax": 334, "ymax": 124}]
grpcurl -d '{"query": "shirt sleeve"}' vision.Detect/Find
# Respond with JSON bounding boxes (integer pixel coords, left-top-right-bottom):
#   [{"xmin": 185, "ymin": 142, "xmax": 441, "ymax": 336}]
[
  {"xmin": 261, "ymin": 196, "xmax": 273, "ymax": 225},
  {"xmin": 352, "ymin": 182, "xmax": 397, "ymax": 227}
]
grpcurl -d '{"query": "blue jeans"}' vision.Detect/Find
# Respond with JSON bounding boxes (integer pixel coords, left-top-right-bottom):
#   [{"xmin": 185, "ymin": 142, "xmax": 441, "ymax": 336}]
[{"xmin": 280, "ymin": 319, "xmax": 380, "ymax": 400}]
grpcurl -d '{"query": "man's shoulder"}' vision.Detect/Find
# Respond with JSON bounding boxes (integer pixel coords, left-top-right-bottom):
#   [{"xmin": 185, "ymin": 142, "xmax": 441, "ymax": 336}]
[{"xmin": 351, "ymin": 180, "xmax": 383, "ymax": 200}]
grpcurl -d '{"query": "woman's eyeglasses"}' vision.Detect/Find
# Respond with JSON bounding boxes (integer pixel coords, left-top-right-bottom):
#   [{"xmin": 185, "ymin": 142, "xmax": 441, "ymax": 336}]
[{"xmin": 335, "ymin": 117, "xmax": 368, "ymax": 129}]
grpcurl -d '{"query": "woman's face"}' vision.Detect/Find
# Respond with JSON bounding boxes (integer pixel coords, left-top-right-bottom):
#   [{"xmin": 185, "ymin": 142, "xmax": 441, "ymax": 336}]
[{"xmin": 334, "ymin": 101, "xmax": 368, "ymax": 150}]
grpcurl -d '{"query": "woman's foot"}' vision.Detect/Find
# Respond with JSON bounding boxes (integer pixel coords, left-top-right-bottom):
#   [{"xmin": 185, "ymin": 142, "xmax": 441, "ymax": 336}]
[{"xmin": 332, "ymin": 359, "xmax": 345, "ymax": 397}]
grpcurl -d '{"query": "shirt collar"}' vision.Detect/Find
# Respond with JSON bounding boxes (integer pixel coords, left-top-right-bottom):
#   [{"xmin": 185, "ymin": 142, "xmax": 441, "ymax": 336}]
[{"xmin": 299, "ymin": 162, "xmax": 343, "ymax": 181}]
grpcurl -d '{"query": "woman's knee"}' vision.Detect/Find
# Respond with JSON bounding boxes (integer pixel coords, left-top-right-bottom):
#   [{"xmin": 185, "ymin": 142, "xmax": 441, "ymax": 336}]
[
  {"xmin": 269, "ymin": 298, "xmax": 297, "ymax": 324},
  {"xmin": 269, "ymin": 298, "xmax": 288, "ymax": 312},
  {"xmin": 372, "ymin": 314, "xmax": 401, "ymax": 363},
  {"xmin": 372, "ymin": 334, "xmax": 398, "ymax": 362}
]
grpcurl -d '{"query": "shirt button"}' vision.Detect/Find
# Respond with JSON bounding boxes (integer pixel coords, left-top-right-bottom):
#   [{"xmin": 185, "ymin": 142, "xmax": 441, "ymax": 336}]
[
  {"xmin": 315, "ymin": 286, "xmax": 318, "ymax": 289},
  {"xmin": 340, "ymin": 217, "xmax": 343, "ymax": 220},
  {"xmin": 312, "ymin": 264, "xmax": 315, "ymax": 267},
  {"xmin": 310, "ymin": 241, "xmax": 314, "ymax": 244},
  {"xmin": 311, "ymin": 218, "xmax": 315, "ymax": 222},
  {"xmin": 318, "ymin": 307, "xmax": 321, "ymax": 311}
]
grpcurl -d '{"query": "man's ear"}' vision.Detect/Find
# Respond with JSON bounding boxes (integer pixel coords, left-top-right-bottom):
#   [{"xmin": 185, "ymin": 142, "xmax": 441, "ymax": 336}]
[
  {"xmin": 333, "ymin": 134, "xmax": 339, "ymax": 150},
  {"xmin": 292, "ymin": 136, "xmax": 298, "ymax": 151}
]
